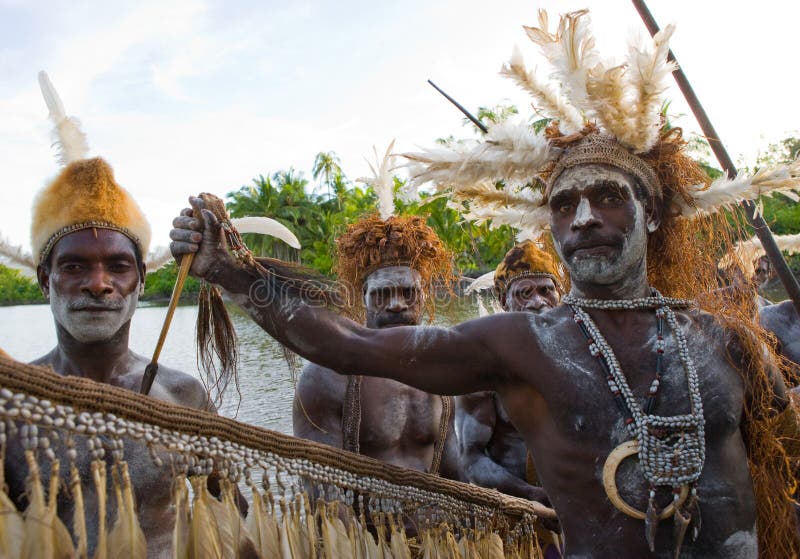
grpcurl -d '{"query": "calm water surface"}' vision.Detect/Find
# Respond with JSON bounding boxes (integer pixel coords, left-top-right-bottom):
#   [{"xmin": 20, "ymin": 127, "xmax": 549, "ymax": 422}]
[{"xmin": 0, "ymin": 300, "xmax": 481, "ymax": 436}]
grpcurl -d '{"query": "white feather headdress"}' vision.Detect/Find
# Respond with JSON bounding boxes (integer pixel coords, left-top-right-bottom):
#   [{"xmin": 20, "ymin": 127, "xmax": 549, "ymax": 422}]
[
  {"xmin": 403, "ymin": 9, "xmax": 800, "ymax": 240},
  {"xmin": 358, "ymin": 141, "xmax": 396, "ymax": 219}
]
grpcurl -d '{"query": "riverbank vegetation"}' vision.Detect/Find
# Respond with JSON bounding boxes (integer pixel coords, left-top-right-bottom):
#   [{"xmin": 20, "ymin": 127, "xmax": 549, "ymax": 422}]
[{"xmin": 1, "ymin": 115, "xmax": 798, "ymax": 304}]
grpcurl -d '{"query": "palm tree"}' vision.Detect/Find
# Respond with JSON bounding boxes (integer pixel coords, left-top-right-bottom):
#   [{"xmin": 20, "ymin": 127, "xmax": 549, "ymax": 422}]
[
  {"xmin": 226, "ymin": 170, "xmax": 317, "ymax": 262},
  {"xmin": 312, "ymin": 151, "xmax": 342, "ymax": 201}
]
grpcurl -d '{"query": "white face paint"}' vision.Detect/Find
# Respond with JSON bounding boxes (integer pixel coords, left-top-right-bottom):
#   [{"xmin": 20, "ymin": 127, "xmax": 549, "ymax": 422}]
[
  {"xmin": 50, "ymin": 284, "xmax": 139, "ymax": 343},
  {"xmin": 363, "ymin": 266, "xmax": 424, "ymax": 328},
  {"xmin": 549, "ymin": 164, "xmax": 656, "ymax": 297}
]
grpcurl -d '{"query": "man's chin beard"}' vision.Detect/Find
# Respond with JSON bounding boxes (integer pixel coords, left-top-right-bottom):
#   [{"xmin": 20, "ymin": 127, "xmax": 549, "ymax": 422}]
[
  {"xmin": 58, "ymin": 312, "xmax": 131, "ymax": 343},
  {"xmin": 567, "ymin": 254, "xmax": 624, "ymax": 285}
]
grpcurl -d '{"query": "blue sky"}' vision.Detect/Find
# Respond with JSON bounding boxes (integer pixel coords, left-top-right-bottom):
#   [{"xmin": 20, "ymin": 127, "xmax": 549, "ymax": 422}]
[{"xmin": 1, "ymin": 0, "xmax": 798, "ymax": 255}]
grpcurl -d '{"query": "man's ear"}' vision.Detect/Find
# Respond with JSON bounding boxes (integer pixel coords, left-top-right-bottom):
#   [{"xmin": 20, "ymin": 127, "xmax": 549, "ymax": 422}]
[{"xmin": 36, "ymin": 264, "xmax": 49, "ymax": 297}]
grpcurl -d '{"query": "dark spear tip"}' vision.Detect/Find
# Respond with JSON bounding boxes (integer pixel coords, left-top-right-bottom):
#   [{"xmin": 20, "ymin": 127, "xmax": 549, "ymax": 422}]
[
  {"xmin": 140, "ymin": 361, "xmax": 158, "ymax": 395},
  {"xmin": 427, "ymin": 79, "xmax": 488, "ymax": 134}
]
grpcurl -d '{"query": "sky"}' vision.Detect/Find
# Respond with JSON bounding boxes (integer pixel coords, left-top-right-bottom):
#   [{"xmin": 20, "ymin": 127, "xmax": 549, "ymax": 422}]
[{"xmin": 1, "ymin": 0, "xmax": 798, "ymax": 255}]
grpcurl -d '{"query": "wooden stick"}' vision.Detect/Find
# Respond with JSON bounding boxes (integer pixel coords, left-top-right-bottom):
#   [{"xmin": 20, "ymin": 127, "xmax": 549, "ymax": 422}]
[
  {"xmin": 427, "ymin": 80, "xmax": 488, "ymax": 134},
  {"xmin": 631, "ymin": 0, "xmax": 800, "ymax": 316},
  {"xmin": 139, "ymin": 254, "xmax": 194, "ymax": 395}
]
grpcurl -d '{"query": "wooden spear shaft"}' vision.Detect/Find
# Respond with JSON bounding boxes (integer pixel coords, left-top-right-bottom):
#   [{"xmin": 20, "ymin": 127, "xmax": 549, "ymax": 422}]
[{"xmin": 631, "ymin": 0, "xmax": 800, "ymax": 316}]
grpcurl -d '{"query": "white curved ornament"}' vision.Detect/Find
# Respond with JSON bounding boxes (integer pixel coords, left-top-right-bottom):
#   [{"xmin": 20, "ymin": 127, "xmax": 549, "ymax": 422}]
[
  {"xmin": 602, "ymin": 440, "xmax": 689, "ymax": 520},
  {"xmin": 230, "ymin": 217, "xmax": 301, "ymax": 249}
]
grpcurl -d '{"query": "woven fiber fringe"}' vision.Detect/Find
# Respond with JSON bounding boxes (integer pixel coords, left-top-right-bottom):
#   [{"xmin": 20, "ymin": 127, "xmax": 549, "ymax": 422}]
[{"xmin": 0, "ymin": 355, "xmax": 550, "ymax": 558}]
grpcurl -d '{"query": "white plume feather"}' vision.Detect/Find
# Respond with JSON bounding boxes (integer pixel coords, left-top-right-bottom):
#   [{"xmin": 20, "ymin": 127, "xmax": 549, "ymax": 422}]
[
  {"xmin": 465, "ymin": 271, "xmax": 496, "ymax": 295},
  {"xmin": 729, "ymin": 233, "xmax": 800, "ymax": 269},
  {"xmin": 356, "ymin": 140, "xmax": 397, "ymax": 220},
  {"xmin": 38, "ymin": 71, "xmax": 89, "ymax": 166},
  {"xmin": 144, "ymin": 246, "xmax": 174, "ymax": 273},
  {"xmin": 499, "ymin": 46, "xmax": 584, "ymax": 133},
  {"xmin": 619, "ymin": 25, "xmax": 677, "ymax": 153},
  {"xmin": 404, "ymin": 119, "xmax": 556, "ymax": 190},
  {"xmin": 523, "ymin": 9, "xmax": 600, "ymax": 114},
  {"xmin": 476, "ymin": 294, "xmax": 491, "ymax": 317},
  {"xmin": 0, "ymin": 237, "xmax": 35, "ymax": 273},
  {"xmin": 678, "ymin": 158, "xmax": 800, "ymax": 217},
  {"xmin": 230, "ymin": 216, "xmax": 301, "ymax": 249},
  {"xmin": 585, "ymin": 64, "xmax": 630, "ymax": 140}
]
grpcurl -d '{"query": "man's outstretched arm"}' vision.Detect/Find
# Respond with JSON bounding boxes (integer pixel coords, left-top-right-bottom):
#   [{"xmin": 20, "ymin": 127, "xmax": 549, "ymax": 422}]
[{"xmin": 170, "ymin": 197, "xmax": 512, "ymax": 396}]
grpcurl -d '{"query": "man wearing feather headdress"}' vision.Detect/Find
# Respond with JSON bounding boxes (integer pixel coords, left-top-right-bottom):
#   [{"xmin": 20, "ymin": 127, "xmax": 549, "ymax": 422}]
[
  {"xmin": 2, "ymin": 72, "xmax": 220, "ymax": 558},
  {"xmin": 172, "ymin": 10, "xmax": 800, "ymax": 557},
  {"xmin": 292, "ymin": 145, "xmax": 463, "ymax": 487}
]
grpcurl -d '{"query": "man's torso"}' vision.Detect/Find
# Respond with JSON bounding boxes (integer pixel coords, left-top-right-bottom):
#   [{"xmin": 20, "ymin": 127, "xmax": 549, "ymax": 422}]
[{"xmin": 487, "ymin": 306, "xmax": 756, "ymax": 558}]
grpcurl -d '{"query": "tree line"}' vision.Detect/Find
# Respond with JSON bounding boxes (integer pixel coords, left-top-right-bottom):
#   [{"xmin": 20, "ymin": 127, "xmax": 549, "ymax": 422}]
[{"xmin": 2, "ymin": 112, "xmax": 799, "ymax": 304}]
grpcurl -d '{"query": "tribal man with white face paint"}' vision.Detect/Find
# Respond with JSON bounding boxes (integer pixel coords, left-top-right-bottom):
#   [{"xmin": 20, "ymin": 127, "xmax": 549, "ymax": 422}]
[
  {"xmin": 170, "ymin": 9, "xmax": 800, "ymax": 555},
  {"xmin": 1, "ymin": 75, "xmax": 230, "ymax": 559},
  {"xmin": 291, "ymin": 214, "xmax": 464, "ymax": 486},
  {"xmin": 172, "ymin": 130, "xmax": 799, "ymax": 557}
]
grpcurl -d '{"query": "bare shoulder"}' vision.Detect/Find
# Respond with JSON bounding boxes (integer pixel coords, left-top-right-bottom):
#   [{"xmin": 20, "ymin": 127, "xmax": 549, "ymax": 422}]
[
  {"xmin": 759, "ymin": 300, "xmax": 797, "ymax": 329},
  {"xmin": 139, "ymin": 359, "xmax": 212, "ymax": 411},
  {"xmin": 28, "ymin": 349, "xmax": 58, "ymax": 368},
  {"xmin": 296, "ymin": 362, "xmax": 347, "ymax": 401}
]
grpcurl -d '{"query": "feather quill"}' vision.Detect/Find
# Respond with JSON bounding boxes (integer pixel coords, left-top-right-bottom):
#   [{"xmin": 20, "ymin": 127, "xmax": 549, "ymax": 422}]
[
  {"xmin": 0, "ymin": 236, "xmax": 36, "ymax": 272},
  {"xmin": 186, "ymin": 476, "xmax": 227, "ymax": 559},
  {"xmin": 245, "ymin": 488, "xmax": 280, "ymax": 559},
  {"xmin": 277, "ymin": 499, "xmax": 301, "ymax": 559},
  {"xmin": 404, "ymin": 120, "xmax": 555, "ymax": 191},
  {"xmin": 499, "ymin": 46, "xmax": 583, "ymax": 133},
  {"xmin": 620, "ymin": 25, "xmax": 677, "ymax": 153},
  {"xmin": 92, "ymin": 461, "xmax": 108, "ymax": 559},
  {"xmin": 679, "ymin": 158, "xmax": 800, "ymax": 217},
  {"xmin": 356, "ymin": 140, "xmax": 397, "ymax": 220},
  {"xmin": 21, "ymin": 453, "xmax": 76, "ymax": 559},
  {"xmin": 172, "ymin": 476, "xmax": 190, "ymax": 559},
  {"xmin": 107, "ymin": 464, "xmax": 146, "ymax": 559},
  {"xmin": 38, "ymin": 71, "xmax": 89, "ymax": 166},
  {"xmin": 70, "ymin": 464, "xmax": 89, "ymax": 559},
  {"xmin": 585, "ymin": 64, "xmax": 631, "ymax": 142},
  {"xmin": 0, "ymin": 485, "xmax": 24, "ymax": 558},
  {"xmin": 523, "ymin": 10, "xmax": 600, "ymax": 113}
]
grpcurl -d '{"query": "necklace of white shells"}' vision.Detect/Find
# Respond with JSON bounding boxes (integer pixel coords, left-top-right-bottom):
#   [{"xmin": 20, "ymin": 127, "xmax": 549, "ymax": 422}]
[{"xmin": 562, "ymin": 289, "xmax": 704, "ymax": 553}]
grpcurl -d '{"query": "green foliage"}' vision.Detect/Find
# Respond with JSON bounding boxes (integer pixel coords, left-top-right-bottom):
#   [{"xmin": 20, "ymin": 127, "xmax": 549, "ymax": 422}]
[
  {"xmin": 224, "ymin": 159, "xmax": 514, "ymax": 277},
  {"xmin": 143, "ymin": 261, "xmax": 201, "ymax": 300},
  {"xmin": 0, "ymin": 265, "xmax": 45, "ymax": 305}
]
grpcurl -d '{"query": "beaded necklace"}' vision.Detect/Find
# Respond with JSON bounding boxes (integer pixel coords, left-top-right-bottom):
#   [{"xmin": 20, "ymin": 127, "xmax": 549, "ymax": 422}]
[{"xmin": 563, "ymin": 290, "xmax": 705, "ymax": 551}]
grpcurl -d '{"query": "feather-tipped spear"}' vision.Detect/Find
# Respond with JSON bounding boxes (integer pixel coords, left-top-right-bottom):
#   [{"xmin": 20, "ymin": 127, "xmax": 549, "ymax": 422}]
[{"xmin": 630, "ymin": 0, "xmax": 800, "ymax": 316}]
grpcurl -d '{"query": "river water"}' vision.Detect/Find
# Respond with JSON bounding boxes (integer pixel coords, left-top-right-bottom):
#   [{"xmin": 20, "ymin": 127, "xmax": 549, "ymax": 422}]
[{"xmin": 0, "ymin": 300, "xmax": 481, "ymax": 435}]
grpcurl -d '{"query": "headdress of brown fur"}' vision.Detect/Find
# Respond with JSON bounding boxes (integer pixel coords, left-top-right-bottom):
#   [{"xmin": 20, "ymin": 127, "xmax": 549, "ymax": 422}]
[
  {"xmin": 335, "ymin": 214, "xmax": 453, "ymax": 318},
  {"xmin": 31, "ymin": 157, "xmax": 151, "ymax": 264},
  {"xmin": 494, "ymin": 240, "xmax": 565, "ymax": 300}
]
